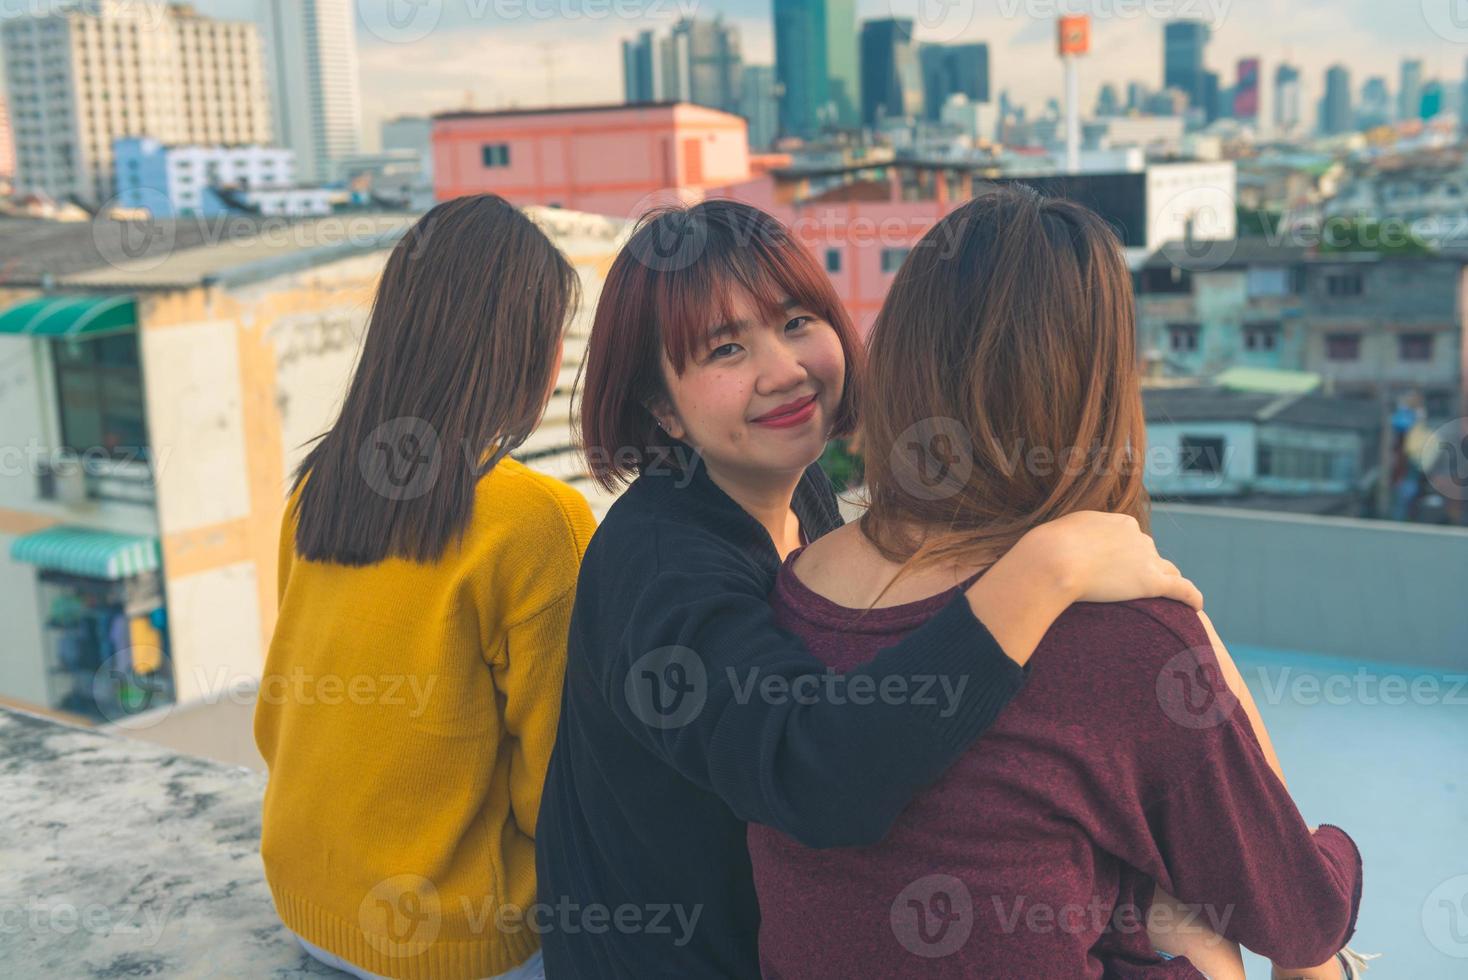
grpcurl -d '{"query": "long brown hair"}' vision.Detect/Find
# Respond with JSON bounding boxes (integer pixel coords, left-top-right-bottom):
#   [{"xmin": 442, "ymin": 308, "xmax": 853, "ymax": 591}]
[
  {"xmin": 290, "ymin": 195, "xmax": 580, "ymax": 565},
  {"xmin": 860, "ymin": 184, "xmax": 1149, "ymax": 575},
  {"xmin": 578, "ymin": 199, "xmax": 863, "ymax": 491}
]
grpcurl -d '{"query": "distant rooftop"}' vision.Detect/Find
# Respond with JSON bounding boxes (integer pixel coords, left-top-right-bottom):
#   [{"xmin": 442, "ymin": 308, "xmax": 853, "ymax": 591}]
[
  {"xmin": 433, "ymin": 101, "xmax": 743, "ymax": 123},
  {"xmin": 1143, "ymin": 385, "xmax": 1379, "ymax": 431}
]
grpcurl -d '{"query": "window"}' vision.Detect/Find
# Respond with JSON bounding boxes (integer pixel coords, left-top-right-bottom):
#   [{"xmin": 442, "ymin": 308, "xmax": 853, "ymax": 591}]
[
  {"xmin": 1246, "ymin": 266, "xmax": 1289, "ymax": 298},
  {"xmin": 1325, "ymin": 333, "xmax": 1361, "ymax": 361},
  {"xmin": 1398, "ymin": 333, "xmax": 1433, "ymax": 362},
  {"xmin": 1326, "ymin": 272, "xmax": 1363, "ymax": 297},
  {"xmin": 1243, "ymin": 321, "xmax": 1280, "ymax": 352},
  {"xmin": 880, "ymin": 248, "xmax": 910, "ymax": 274},
  {"xmin": 1168, "ymin": 322, "xmax": 1201, "ymax": 352},
  {"xmin": 825, "ymin": 248, "xmax": 842, "ymax": 274},
  {"xmin": 1180, "ymin": 435, "xmax": 1226, "ymax": 475},
  {"xmin": 52, "ymin": 335, "xmax": 149, "ymax": 461},
  {"xmin": 481, "ymin": 143, "xmax": 510, "ymax": 168},
  {"xmin": 1136, "ymin": 266, "xmax": 1193, "ymax": 294}
]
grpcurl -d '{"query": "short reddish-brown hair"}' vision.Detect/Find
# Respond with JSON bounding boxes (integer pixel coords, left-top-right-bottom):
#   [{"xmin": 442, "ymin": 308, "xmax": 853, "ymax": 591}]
[{"xmin": 577, "ymin": 199, "xmax": 864, "ymax": 491}]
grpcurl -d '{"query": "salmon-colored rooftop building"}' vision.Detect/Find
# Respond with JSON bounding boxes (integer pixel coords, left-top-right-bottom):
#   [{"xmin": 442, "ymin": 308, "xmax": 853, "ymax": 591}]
[{"xmin": 432, "ymin": 102, "xmax": 751, "ymax": 220}]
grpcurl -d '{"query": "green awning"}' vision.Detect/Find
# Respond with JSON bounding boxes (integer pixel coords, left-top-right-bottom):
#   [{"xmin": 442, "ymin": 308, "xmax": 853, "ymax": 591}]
[
  {"xmin": 10, "ymin": 527, "xmax": 161, "ymax": 580},
  {"xmin": 0, "ymin": 295, "xmax": 137, "ymax": 338}
]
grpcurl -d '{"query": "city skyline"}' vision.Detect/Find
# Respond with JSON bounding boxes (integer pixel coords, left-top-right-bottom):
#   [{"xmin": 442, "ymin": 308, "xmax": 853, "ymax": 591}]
[{"xmin": 1, "ymin": 0, "xmax": 1457, "ymax": 149}]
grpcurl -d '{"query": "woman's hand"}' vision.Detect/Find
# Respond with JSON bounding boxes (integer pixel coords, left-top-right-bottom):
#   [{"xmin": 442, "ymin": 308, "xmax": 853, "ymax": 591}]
[
  {"xmin": 1028, "ymin": 511, "xmax": 1203, "ymax": 609},
  {"xmin": 964, "ymin": 511, "xmax": 1203, "ymax": 667}
]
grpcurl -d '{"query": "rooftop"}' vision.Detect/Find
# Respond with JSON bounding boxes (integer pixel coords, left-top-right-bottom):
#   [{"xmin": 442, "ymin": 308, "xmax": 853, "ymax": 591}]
[
  {"xmin": 1143, "ymin": 385, "xmax": 1380, "ymax": 431},
  {"xmin": 0, "ymin": 212, "xmax": 419, "ymax": 291},
  {"xmin": 432, "ymin": 101, "xmax": 742, "ymax": 123}
]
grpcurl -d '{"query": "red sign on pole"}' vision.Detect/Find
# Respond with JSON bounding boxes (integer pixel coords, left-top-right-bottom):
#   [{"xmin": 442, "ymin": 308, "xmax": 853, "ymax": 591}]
[{"xmin": 1058, "ymin": 15, "xmax": 1090, "ymax": 57}]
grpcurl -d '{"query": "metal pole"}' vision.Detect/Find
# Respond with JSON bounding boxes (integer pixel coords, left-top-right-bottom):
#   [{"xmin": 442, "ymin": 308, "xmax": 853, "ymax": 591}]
[{"xmin": 1064, "ymin": 54, "xmax": 1080, "ymax": 173}]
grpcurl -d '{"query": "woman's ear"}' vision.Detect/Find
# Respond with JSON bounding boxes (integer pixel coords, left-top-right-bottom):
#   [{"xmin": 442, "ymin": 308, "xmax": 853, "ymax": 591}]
[{"xmin": 643, "ymin": 396, "xmax": 686, "ymax": 442}]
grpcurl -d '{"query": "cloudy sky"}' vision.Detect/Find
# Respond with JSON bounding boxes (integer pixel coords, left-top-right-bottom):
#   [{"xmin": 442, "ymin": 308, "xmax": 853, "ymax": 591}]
[{"xmin": 9, "ymin": 1, "xmax": 1467, "ymax": 148}]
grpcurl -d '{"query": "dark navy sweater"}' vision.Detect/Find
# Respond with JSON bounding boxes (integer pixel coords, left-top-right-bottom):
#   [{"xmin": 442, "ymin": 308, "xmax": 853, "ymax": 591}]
[{"xmin": 535, "ymin": 451, "xmax": 1028, "ymax": 978}]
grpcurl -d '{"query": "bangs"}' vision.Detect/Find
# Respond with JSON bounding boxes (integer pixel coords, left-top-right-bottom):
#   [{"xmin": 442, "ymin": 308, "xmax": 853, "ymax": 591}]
[{"xmin": 644, "ymin": 206, "xmax": 843, "ymax": 374}]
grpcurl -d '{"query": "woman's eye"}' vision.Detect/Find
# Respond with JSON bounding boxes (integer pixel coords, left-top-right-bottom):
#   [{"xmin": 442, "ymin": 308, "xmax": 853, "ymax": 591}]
[
  {"xmin": 786, "ymin": 316, "xmax": 813, "ymax": 332},
  {"xmin": 709, "ymin": 343, "xmax": 741, "ymax": 360}
]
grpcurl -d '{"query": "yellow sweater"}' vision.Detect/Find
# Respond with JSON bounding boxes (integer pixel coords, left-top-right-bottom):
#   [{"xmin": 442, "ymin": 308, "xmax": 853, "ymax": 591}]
[{"xmin": 254, "ymin": 459, "xmax": 596, "ymax": 979}]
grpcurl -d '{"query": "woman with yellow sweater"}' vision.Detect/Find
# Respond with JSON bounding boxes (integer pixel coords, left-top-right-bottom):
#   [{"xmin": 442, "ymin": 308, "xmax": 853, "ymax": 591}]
[{"xmin": 254, "ymin": 195, "xmax": 591, "ymax": 980}]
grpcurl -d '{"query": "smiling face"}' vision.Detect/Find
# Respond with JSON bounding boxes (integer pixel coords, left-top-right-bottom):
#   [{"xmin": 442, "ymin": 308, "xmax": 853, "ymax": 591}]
[{"xmin": 653, "ymin": 290, "xmax": 846, "ymax": 484}]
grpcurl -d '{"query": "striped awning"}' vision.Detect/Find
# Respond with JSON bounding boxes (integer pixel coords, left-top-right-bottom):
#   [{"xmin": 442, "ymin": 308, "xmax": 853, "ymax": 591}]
[
  {"xmin": 0, "ymin": 295, "xmax": 137, "ymax": 338},
  {"xmin": 9, "ymin": 527, "xmax": 160, "ymax": 580}
]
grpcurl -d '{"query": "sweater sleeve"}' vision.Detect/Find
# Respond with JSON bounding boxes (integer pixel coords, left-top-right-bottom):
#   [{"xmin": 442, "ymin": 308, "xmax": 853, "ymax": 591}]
[
  {"xmin": 593, "ymin": 525, "xmax": 1028, "ymax": 849},
  {"xmin": 491, "ymin": 479, "xmax": 598, "ymax": 839},
  {"xmin": 1124, "ymin": 617, "xmax": 1363, "ymax": 969}
]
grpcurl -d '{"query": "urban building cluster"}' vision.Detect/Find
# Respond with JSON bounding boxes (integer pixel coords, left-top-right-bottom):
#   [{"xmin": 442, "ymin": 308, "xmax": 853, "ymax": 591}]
[{"xmin": 0, "ymin": 2, "xmax": 1463, "ymax": 726}]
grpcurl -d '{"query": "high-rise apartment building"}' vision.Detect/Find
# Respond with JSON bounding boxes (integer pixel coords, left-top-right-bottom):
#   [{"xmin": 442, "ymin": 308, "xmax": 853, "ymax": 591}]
[
  {"xmin": 1, "ymin": 0, "xmax": 271, "ymax": 204},
  {"xmin": 261, "ymin": 0, "xmax": 361, "ymax": 184}
]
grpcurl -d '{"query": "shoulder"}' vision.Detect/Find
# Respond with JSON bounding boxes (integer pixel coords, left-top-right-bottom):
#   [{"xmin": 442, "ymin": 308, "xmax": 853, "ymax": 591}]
[
  {"xmin": 465, "ymin": 460, "xmax": 597, "ymax": 622},
  {"xmin": 1043, "ymin": 598, "xmax": 1227, "ymax": 724},
  {"xmin": 475, "ymin": 458, "xmax": 596, "ymax": 550}
]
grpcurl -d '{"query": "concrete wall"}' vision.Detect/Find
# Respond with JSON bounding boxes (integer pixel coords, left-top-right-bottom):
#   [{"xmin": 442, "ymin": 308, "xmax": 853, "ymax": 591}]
[{"xmin": 1151, "ymin": 503, "xmax": 1468, "ymax": 670}]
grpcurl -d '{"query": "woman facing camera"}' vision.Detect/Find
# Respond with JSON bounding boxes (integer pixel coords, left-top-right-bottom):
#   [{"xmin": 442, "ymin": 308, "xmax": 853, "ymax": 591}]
[
  {"xmin": 535, "ymin": 199, "xmax": 1210, "ymax": 979},
  {"xmin": 747, "ymin": 188, "xmax": 1365, "ymax": 979}
]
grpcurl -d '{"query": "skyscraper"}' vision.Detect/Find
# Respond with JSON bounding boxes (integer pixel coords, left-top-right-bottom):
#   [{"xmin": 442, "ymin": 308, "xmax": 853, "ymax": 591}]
[
  {"xmin": 860, "ymin": 19, "xmax": 923, "ymax": 128},
  {"xmin": 1126, "ymin": 82, "xmax": 1150, "ymax": 113},
  {"xmin": 919, "ymin": 43, "xmax": 990, "ymax": 122},
  {"xmin": 1163, "ymin": 20, "xmax": 1211, "ymax": 117},
  {"xmin": 1274, "ymin": 63, "xmax": 1302, "ymax": 134},
  {"xmin": 1233, "ymin": 58, "xmax": 1260, "ymax": 124},
  {"xmin": 774, "ymin": 0, "xmax": 829, "ymax": 137},
  {"xmin": 666, "ymin": 17, "xmax": 743, "ymax": 114},
  {"xmin": 262, "ymin": 0, "xmax": 361, "ymax": 184},
  {"xmin": 623, "ymin": 31, "xmax": 659, "ymax": 103},
  {"xmin": 1322, "ymin": 65, "xmax": 1352, "ymax": 136},
  {"xmin": 740, "ymin": 65, "xmax": 779, "ymax": 150},
  {"xmin": 1399, "ymin": 59, "xmax": 1423, "ymax": 121},
  {"xmin": 824, "ymin": 0, "xmax": 860, "ymax": 129},
  {"xmin": 1420, "ymin": 81, "xmax": 1444, "ymax": 120},
  {"xmin": 1, "ymin": 0, "xmax": 272, "ymax": 205},
  {"xmin": 1360, "ymin": 76, "xmax": 1391, "ymax": 129}
]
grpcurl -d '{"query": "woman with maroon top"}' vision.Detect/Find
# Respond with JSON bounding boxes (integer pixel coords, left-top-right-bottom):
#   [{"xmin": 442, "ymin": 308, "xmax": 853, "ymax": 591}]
[{"xmin": 747, "ymin": 187, "xmax": 1368, "ymax": 980}]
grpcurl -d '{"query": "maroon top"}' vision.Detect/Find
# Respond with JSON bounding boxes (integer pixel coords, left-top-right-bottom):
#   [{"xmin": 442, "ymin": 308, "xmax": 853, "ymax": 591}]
[{"xmin": 749, "ymin": 550, "xmax": 1363, "ymax": 979}]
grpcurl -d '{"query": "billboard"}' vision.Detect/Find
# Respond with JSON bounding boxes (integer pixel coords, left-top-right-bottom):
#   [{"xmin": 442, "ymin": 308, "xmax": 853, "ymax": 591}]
[{"xmin": 1058, "ymin": 15, "xmax": 1090, "ymax": 57}]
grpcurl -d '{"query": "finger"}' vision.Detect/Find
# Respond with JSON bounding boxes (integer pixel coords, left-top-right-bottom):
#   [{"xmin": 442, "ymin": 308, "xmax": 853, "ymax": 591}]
[{"xmin": 1164, "ymin": 574, "xmax": 1204, "ymax": 610}]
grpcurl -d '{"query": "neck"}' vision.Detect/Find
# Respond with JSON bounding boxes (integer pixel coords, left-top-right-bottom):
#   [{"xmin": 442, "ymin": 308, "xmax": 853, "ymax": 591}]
[{"xmin": 702, "ymin": 458, "xmax": 805, "ymax": 558}]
